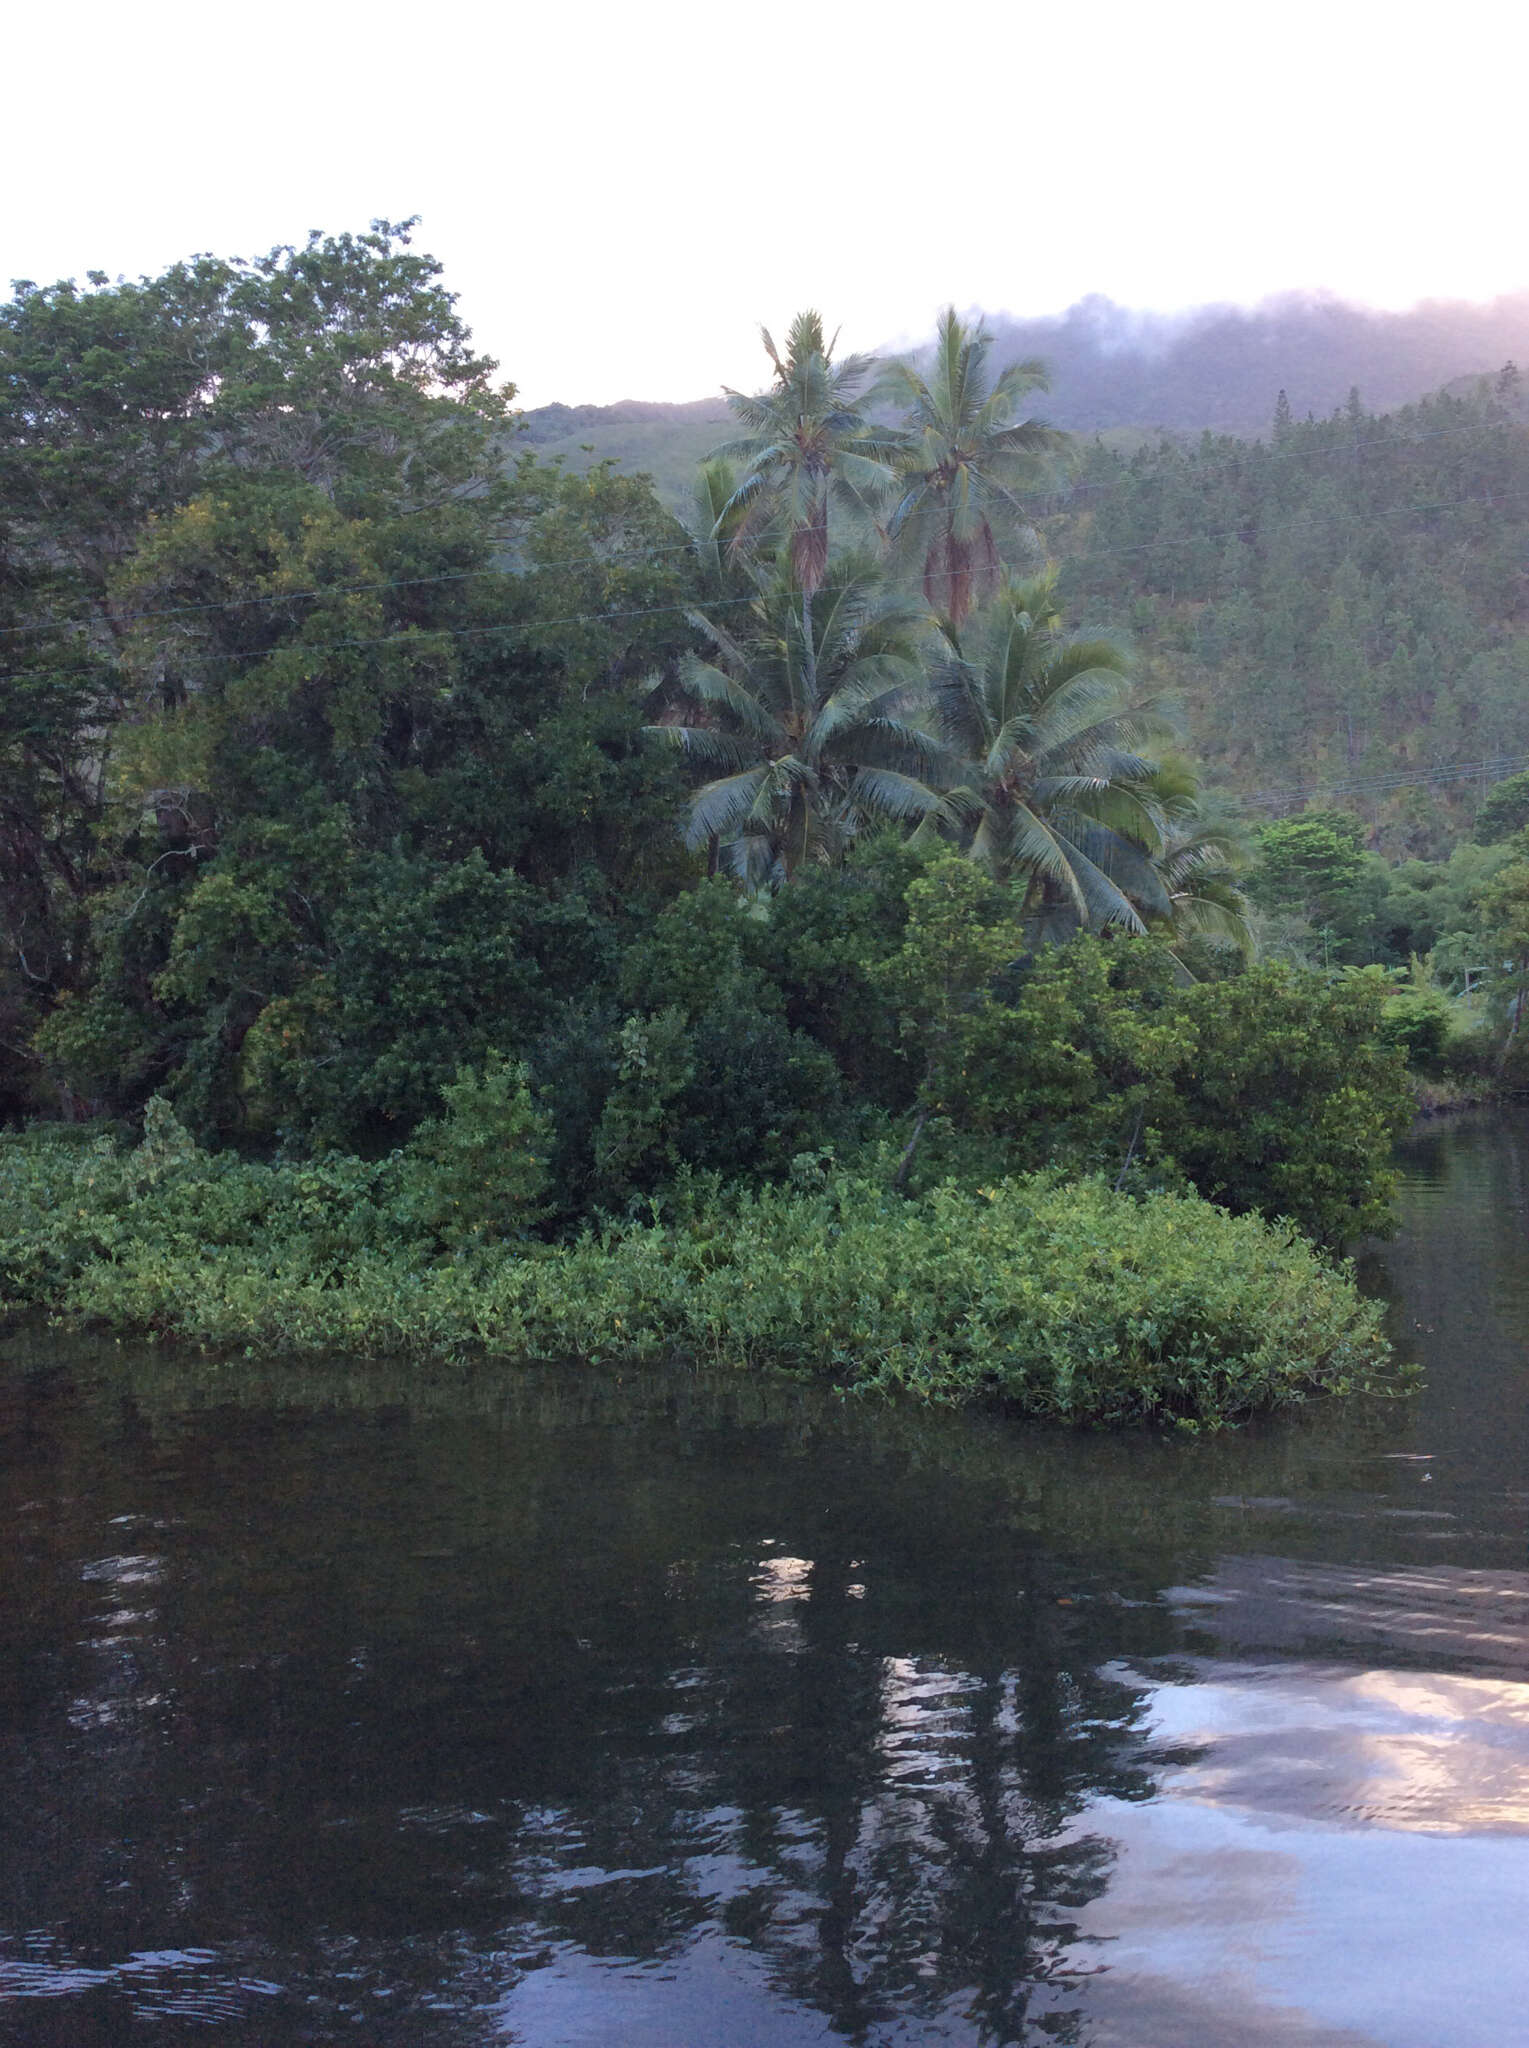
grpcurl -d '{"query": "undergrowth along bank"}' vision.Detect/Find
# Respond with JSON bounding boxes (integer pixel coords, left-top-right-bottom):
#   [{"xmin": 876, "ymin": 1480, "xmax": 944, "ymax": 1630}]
[{"xmin": 0, "ymin": 1121, "xmax": 1402, "ymax": 1429}]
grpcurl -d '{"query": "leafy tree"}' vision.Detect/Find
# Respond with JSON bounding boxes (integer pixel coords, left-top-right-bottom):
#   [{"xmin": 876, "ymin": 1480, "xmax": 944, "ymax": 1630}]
[
  {"xmin": 1246, "ymin": 810, "xmax": 1387, "ymax": 962},
  {"xmin": 747, "ymin": 831, "xmax": 926, "ymax": 1105},
  {"xmin": 1377, "ymin": 840, "xmax": 1510, "ymax": 966},
  {"xmin": 394, "ymin": 1053, "xmax": 553, "ymax": 1246},
  {"xmin": 1162, "ymin": 964, "xmax": 1413, "ymax": 1246},
  {"xmin": 874, "ymin": 857, "xmax": 1020, "ymax": 1161},
  {"xmin": 878, "ymin": 874, "xmax": 1190, "ymax": 1189},
  {"xmin": 2, "ymin": 223, "xmax": 518, "ymax": 1111},
  {"xmin": 1473, "ymin": 770, "xmax": 1529, "ymax": 844},
  {"xmin": 1473, "ymin": 854, "xmax": 1529, "ymax": 1078}
]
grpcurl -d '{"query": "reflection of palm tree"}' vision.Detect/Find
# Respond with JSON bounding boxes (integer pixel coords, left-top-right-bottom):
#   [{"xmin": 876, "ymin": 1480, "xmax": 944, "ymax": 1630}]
[
  {"xmin": 930, "ymin": 572, "xmax": 1177, "ymax": 934},
  {"xmin": 653, "ymin": 558, "xmax": 949, "ymax": 883},
  {"xmin": 881, "ymin": 309, "xmax": 1066, "ymax": 626}
]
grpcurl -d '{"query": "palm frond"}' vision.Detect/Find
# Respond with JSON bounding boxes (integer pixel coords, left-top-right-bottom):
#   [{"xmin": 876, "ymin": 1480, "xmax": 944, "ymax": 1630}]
[
  {"xmin": 845, "ymin": 765, "xmax": 949, "ymax": 823},
  {"xmin": 673, "ymin": 655, "xmax": 785, "ymax": 739},
  {"xmin": 645, "ymin": 723, "xmax": 758, "ymax": 771},
  {"xmin": 683, "ymin": 767, "xmax": 772, "ymax": 850}
]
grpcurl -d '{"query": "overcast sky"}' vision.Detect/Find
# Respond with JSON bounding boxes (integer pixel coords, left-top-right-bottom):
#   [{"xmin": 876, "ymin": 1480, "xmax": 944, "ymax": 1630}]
[{"xmin": 7, "ymin": 0, "xmax": 1526, "ymax": 407}]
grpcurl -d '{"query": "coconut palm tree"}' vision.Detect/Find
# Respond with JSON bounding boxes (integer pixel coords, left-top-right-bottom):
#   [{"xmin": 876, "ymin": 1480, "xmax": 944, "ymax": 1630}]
[
  {"xmin": 709, "ymin": 314, "xmax": 900, "ymax": 696},
  {"xmin": 651, "ymin": 556, "xmax": 951, "ymax": 884},
  {"xmin": 684, "ymin": 456, "xmax": 757, "ymax": 604},
  {"xmin": 930, "ymin": 572, "xmax": 1179, "ymax": 933},
  {"xmin": 881, "ymin": 309, "xmax": 1067, "ymax": 626},
  {"xmin": 1131, "ymin": 761, "xmax": 1255, "ymax": 956}
]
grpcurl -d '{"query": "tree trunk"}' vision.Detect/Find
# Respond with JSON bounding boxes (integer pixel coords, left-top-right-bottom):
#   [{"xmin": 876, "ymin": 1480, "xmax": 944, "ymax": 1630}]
[{"xmin": 891, "ymin": 1109, "xmax": 929, "ymax": 1191}]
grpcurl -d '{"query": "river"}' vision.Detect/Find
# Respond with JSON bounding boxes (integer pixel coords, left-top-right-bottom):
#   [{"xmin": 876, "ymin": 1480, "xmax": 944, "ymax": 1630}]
[{"xmin": 1, "ymin": 1115, "xmax": 1526, "ymax": 2046}]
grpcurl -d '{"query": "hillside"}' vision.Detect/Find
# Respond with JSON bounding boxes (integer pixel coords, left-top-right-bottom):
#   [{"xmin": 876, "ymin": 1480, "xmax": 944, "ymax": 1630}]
[
  {"xmin": 1041, "ymin": 377, "xmax": 1529, "ymax": 851},
  {"xmin": 514, "ymin": 290, "xmax": 1529, "ymax": 506},
  {"xmin": 983, "ymin": 291, "xmax": 1529, "ymax": 434},
  {"xmin": 512, "ymin": 397, "xmax": 730, "ymax": 510}
]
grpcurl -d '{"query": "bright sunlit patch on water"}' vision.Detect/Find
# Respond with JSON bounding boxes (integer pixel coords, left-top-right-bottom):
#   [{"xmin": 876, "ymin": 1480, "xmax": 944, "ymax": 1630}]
[
  {"xmin": 1059, "ymin": 1638, "xmax": 1529, "ymax": 2046},
  {"xmin": 1064, "ymin": 1789, "xmax": 1529, "ymax": 2048},
  {"xmin": 1128, "ymin": 1660, "xmax": 1529, "ymax": 1836}
]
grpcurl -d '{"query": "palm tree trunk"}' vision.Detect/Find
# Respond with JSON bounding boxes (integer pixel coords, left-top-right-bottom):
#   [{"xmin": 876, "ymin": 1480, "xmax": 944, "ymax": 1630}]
[
  {"xmin": 1497, "ymin": 954, "xmax": 1528, "ymax": 1075},
  {"xmin": 891, "ymin": 1109, "xmax": 929, "ymax": 1190}
]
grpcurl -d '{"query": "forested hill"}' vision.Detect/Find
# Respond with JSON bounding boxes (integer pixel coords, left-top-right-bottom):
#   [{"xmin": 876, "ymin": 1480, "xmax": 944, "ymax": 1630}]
[
  {"xmin": 513, "ymin": 396, "xmax": 732, "ymax": 506},
  {"xmin": 982, "ymin": 292, "xmax": 1529, "ymax": 434},
  {"xmin": 515, "ymin": 370, "xmax": 1529, "ymax": 850},
  {"xmin": 1042, "ymin": 376, "xmax": 1529, "ymax": 853},
  {"xmin": 517, "ymin": 291, "xmax": 1529, "ymax": 490}
]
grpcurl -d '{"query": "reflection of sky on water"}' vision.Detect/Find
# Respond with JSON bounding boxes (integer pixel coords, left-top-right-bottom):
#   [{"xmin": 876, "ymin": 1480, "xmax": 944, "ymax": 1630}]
[
  {"xmin": 1054, "ymin": 1540, "xmax": 1529, "ymax": 2044},
  {"xmin": 490, "ymin": 1581, "xmax": 1529, "ymax": 2047},
  {"xmin": 1069, "ymin": 1788, "xmax": 1529, "ymax": 2047},
  {"xmin": 1064, "ymin": 1544, "xmax": 1529, "ymax": 2046}
]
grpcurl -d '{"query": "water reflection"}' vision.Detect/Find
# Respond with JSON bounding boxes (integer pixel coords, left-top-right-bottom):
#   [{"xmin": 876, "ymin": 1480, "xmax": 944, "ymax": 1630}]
[{"xmin": 0, "ymin": 1116, "xmax": 1527, "ymax": 2043}]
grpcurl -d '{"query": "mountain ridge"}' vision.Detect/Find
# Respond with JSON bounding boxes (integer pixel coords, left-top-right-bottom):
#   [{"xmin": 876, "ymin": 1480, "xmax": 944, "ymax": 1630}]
[{"xmin": 513, "ymin": 291, "xmax": 1529, "ymax": 506}]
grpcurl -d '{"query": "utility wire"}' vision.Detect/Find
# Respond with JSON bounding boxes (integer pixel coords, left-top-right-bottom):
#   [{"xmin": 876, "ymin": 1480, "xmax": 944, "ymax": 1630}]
[{"xmin": 1239, "ymin": 752, "xmax": 1529, "ymax": 811}]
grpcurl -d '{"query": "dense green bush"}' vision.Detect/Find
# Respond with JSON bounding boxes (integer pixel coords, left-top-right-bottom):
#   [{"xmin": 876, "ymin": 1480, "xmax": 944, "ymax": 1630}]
[
  {"xmin": 858, "ymin": 860, "xmax": 1412, "ymax": 1246},
  {"xmin": 391, "ymin": 1054, "xmax": 553, "ymax": 1246},
  {"xmin": 1379, "ymin": 985, "xmax": 1454, "ymax": 1075},
  {"xmin": 0, "ymin": 1125, "xmax": 1399, "ymax": 1428},
  {"xmin": 1161, "ymin": 964, "xmax": 1413, "ymax": 1247}
]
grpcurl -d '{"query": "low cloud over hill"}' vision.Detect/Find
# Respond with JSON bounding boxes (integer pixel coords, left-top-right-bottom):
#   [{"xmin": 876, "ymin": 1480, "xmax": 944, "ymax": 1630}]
[{"xmin": 980, "ymin": 290, "xmax": 1529, "ymax": 434}]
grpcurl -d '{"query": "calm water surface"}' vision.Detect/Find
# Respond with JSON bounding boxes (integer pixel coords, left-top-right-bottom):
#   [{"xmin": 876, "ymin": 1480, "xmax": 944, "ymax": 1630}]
[{"xmin": 2, "ymin": 1118, "xmax": 1527, "ymax": 2046}]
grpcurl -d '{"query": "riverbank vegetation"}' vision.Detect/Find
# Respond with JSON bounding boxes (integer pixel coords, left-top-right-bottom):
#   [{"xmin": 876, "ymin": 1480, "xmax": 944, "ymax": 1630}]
[
  {"xmin": 1, "ymin": 223, "xmax": 1484, "ymax": 1421},
  {"xmin": 0, "ymin": 1112, "xmax": 1396, "ymax": 1425}
]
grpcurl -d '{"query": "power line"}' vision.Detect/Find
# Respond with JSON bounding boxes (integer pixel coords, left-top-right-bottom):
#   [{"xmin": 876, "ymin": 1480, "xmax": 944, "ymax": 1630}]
[{"xmin": 1239, "ymin": 753, "xmax": 1529, "ymax": 811}]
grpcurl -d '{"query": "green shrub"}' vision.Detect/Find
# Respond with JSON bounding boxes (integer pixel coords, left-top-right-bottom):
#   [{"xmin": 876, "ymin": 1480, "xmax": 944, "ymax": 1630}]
[
  {"xmin": 1162, "ymin": 964, "xmax": 1414, "ymax": 1247},
  {"xmin": 392, "ymin": 1053, "xmax": 552, "ymax": 1247},
  {"xmin": 1379, "ymin": 986, "xmax": 1454, "ymax": 1075},
  {"xmin": 0, "ymin": 1126, "xmax": 1400, "ymax": 1429}
]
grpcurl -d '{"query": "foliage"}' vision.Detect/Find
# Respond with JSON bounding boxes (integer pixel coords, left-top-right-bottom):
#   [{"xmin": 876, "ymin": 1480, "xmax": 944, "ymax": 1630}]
[
  {"xmin": 1045, "ymin": 384, "xmax": 1529, "ymax": 843},
  {"xmin": 1378, "ymin": 982, "xmax": 1455, "ymax": 1076},
  {"xmin": 1159, "ymin": 964, "xmax": 1414, "ymax": 1247},
  {"xmin": 1378, "ymin": 840, "xmax": 1511, "ymax": 967},
  {"xmin": 710, "ymin": 311, "xmax": 897, "ymax": 592},
  {"xmin": 393, "ymin": 1055, "xmax": 552, "ymax": 1247},
  {"xmin": 1245, "ymin": 811, "xmax": 1388, "ymax": 963},
  {"xmin": 1473, "ymin": 770, "xmax": 1529, "ymax": 845},
  {"xmin": 1473, "ymin": 855, "xmax": 1529, "ymax": 1083},
  {"xmin": 861, "ymin": 860, "xmax": 1405, "ymax": 1244},
  {"xmin": 929, "ymin": 574, "xmax": 1179, "ymax": 930},
  {"xmin": 0, "ymin": 238, "xmax": 1433, "ymax": 1412},
  {"xmin": 653, "ymin": 556, "xmax": 948, "ymax": 881},
  {"xmin": 744, "ymin": 830, "xmax": 924, "ymax": 1104},
  {"xmin": 0, "ymin": 1126, "xmax": 1398, "ymax": 1429}
]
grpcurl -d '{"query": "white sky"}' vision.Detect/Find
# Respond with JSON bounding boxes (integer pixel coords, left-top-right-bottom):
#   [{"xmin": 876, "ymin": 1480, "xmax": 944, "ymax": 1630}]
[{"xmin": 7, "ymin": 0, "xmax": 1527, "ymax": 406}]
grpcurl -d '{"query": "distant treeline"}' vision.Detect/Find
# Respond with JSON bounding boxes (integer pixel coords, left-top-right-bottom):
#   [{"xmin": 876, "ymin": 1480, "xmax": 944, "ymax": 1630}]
[{"xmin": 1045, "ymin": 376, "xmax": 1529, "ymax": 847}]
